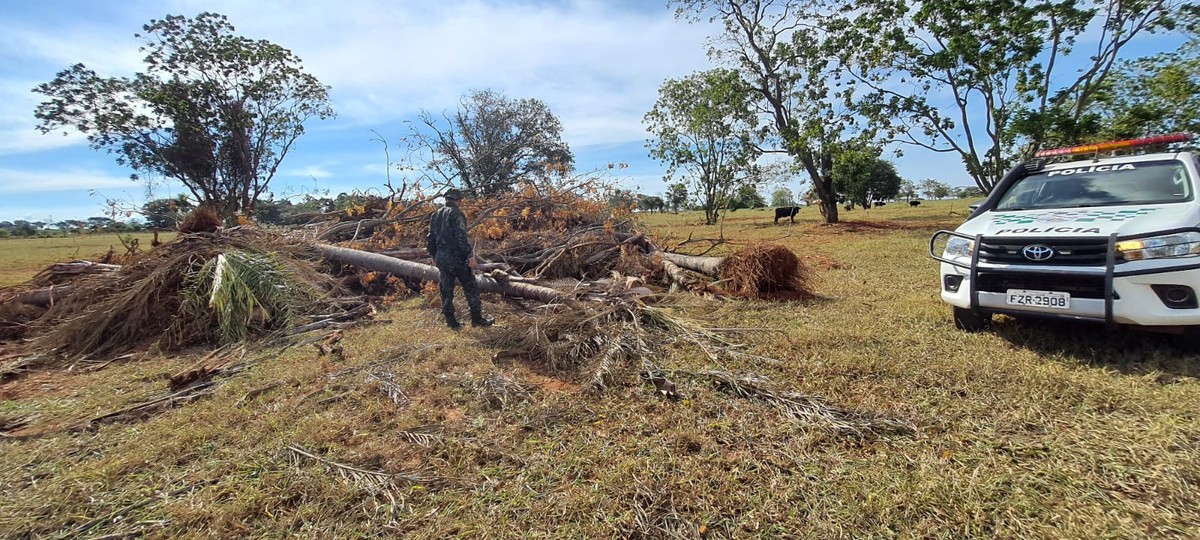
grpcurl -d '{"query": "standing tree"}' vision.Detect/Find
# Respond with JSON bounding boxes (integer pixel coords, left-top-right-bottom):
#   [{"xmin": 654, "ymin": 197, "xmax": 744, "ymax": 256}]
[
  {"xmin": 608, "ymin": 189, "xmax": 638, "ymax": 210},
  {"xmin": 410, "ymin": 89, "xmax": 574, "ymax": 196},
  {"xmin": 33, "ymin": 13, "xmax": 334, "ymax": 221},
  {"xmin": 955, "ymin": 185, "xmax": 985, "ymax": 199},
  {"xmin": 832, "ymin": 149, "xmax": 902, "ymax": 210},
  {"xmin": 920, "ymin": 179, "xmax": 952, "ymax": 200},
  {"xmin": 835, "ymin": 0, "xmax": 1194, "ymax": 193},
  {"xmin": 674, "ymin": 0, "xmax": 879, "ymax": 224},
  {"xmin": 141, "ymin": 194, "xmax": 195, "ymax": 229},
  {"xmin": 770, "ymin": 187, "xmax": 796, "ymax": 207},
  {"xmin": 728, "ymin": 183, "xmax": 766, "ymax": 210},
  {"xmin": 900, "ymin": 179, "xmax": 919, "ymax": 202},
  {"xmin": 666, "ymin": 182, "xmax": 690, "ymax": 213},
  {"xmin": 644, "ymin": 68, "xmax": 760, "ymax": 225}
]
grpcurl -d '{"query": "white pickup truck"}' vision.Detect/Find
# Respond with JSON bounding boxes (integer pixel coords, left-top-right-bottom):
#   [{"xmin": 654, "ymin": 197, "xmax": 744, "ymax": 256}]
[{"xmin": 930, "ymin": 133, "xmax": 1200, "ymax": 345}]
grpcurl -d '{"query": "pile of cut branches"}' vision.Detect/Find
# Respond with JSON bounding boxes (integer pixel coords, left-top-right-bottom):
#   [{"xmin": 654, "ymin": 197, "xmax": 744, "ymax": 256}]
[
  {"xmin": 316, "ymin": 185, "xmax": 815, "ymax": 303},
  {"xmin": 480, "ymin": 297, "xmax": 915, "ymax": 437},
  {"xmin": 0, "ymin": 184, "xmax": 816, "ymax": 374},
  {"xmin": 12, "ymin": 229, "xmax": 340, "ymax": 364}
]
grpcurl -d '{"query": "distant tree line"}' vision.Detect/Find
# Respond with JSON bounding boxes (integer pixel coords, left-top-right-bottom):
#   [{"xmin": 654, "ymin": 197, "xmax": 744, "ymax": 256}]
[{"xmin": 0, "ymin": 217, "xmax": 150, "ymax": 238}]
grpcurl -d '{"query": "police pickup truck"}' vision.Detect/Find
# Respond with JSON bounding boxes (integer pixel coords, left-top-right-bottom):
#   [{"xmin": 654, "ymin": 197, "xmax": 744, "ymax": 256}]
[{"xmin": 930, "ymin": 133, "xmax": 1200, "ymax": 345}]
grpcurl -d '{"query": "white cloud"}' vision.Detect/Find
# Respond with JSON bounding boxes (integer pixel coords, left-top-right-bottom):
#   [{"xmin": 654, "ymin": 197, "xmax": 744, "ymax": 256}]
[
  {"xmin": 2, "ymin": 0, "xmax": 714, "ymax": 158},
  {"xmin": 0, "ymin": 79, "xmax": 89, "ymax": 155},
  {"xmin": 0, "ymin": 167, "xmax": 136, "ymax": 193},
  {"xmin": 176, "ymin": 0, "xmax": 715, "ymax": 143},
  {"xmin": 282, "ymin": 165, "xmax": 334, "ymax": 179}
]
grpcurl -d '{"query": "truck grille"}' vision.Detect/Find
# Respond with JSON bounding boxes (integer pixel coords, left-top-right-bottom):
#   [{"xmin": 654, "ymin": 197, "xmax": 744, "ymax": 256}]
[
  {"xmin": 978, "ymin": 237, "xmax": 1111, "ymax": 265},
  {"xmin": 976, "ymin": 272, "xmax": 1110, "ymax": 299}
]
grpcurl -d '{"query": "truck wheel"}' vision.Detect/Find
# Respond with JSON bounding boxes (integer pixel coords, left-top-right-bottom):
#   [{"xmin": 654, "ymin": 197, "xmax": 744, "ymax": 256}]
[{"xmin": 953, "ymin": 307, "xmax": 991, "ymax": 332}]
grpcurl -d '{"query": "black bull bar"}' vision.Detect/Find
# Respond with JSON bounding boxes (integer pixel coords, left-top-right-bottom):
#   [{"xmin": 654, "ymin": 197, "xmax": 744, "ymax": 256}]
[{"xmin": 929, "ymin": 228, "xmax": 1200, "ymax": 329}]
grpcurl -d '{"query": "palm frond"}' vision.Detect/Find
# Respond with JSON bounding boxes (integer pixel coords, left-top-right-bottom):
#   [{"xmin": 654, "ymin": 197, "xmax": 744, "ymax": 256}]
[
  {"xmin": 396, "ymin": 425, "xmax": 444, "ymax": 446},
  {"xmin": 365, "ymin": 370, "xmax": 410, "ymax": 407},
  {"xmin": 286, "ymin": 445, "xmax": 444, "ymax": 507},
  {"xmin": 180, "ymin": 249, "xmax": 312, "ymax": 343},
  {"xmin": 477, "ymin": 372, "xmax": 535, "ymax": 409},
  {"xmin": 699, "ymin": 370, "xmax": 916, "ymax": 437}
]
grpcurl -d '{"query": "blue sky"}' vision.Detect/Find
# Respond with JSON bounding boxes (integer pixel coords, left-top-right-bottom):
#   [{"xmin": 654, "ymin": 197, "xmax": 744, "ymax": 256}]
[{"xmin": 0, "ymin": 0, "xmax": 1187, "ymax": 222}]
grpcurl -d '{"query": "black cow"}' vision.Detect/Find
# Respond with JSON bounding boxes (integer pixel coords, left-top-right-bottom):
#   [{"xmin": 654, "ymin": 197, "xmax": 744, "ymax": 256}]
[
  {"xmin": 774, "ymin": 206, "xmax": 800, "ymax": 224},
  {"xmin": 909, "ymin": 200, "xmax": 922, "ymax": 207}
]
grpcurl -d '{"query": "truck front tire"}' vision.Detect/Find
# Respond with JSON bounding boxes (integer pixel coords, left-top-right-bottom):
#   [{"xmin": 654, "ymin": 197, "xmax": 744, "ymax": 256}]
[{"xmin": 953, "ymin": 307, "xmax": 991, "ymax": 332}]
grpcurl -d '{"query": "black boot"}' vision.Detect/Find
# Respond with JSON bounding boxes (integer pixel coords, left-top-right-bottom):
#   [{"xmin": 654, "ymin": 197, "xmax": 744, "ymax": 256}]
[
  {"xmin": 470, "ymin": 310, "xmax": 494, "ymax": 327},
  {"xmin": 444, "ymin": 312, "xmax": 462, "ymax": 330}
]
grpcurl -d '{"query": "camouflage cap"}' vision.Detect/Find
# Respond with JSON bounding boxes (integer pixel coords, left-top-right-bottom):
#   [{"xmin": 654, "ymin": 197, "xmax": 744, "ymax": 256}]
[{"xmin": 444, "ymin": 188, "xmax": 465, "ymax": 200}]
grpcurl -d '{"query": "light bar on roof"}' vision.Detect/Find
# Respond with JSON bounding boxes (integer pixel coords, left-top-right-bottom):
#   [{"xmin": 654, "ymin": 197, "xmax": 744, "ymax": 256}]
[{"xmin": 1035, "ymin": 133, "xmax": 1193, "ymax": 158}]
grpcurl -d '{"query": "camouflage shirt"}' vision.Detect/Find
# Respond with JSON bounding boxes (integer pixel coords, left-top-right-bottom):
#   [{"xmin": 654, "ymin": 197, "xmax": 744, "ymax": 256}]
[{"xmin": 426, "ymin": 204, "xmax": 472, "ymax": 267}]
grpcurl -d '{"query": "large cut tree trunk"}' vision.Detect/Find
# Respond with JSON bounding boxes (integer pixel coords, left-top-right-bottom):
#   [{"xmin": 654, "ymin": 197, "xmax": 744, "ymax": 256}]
[
  {"xmin": 316, "ymin": 244, "xmax": 564, "ymax": 303},
  {"xmin": 14, "ymin": 285, "xmax": 75, "ymax": 306},
  {"xmin": 660, "ymin": 252, "xmax": 723, "ymax": 277}
]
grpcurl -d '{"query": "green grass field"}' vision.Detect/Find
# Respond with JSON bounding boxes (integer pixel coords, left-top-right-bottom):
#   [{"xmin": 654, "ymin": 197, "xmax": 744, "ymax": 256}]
[
  {"xmin": 0, "ymin": 232, "xmax": 173, "ymax": 287},
  {"xmin": 1, "ymin": 201, "xmax": 1197, "ymax": 539}
]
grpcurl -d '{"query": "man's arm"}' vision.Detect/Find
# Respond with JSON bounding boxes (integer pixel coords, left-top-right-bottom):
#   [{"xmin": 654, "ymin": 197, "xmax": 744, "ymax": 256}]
[
  {"xmin": 451, "ymin": 209, "xmax": 473, "ymax": 258},
  {"xmin": 425, "ymin": 211, "xmax": 439, "ymax": 258}
]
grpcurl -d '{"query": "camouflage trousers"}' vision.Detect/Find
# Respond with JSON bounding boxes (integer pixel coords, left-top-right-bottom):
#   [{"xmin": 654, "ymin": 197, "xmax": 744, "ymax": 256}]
[{"xmin": 437, "ymin": 263, "xmax": 482, "ymax": 317}]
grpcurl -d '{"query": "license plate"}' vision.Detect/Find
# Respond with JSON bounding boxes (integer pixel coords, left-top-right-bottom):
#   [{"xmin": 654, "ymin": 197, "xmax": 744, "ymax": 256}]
[{"xmin": 1006, "ymin": 289, "xmax": 1070, "ymax": 309}]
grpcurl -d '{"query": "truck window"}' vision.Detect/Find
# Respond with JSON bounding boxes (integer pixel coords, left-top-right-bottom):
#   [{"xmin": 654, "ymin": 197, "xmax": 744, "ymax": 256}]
[{"xmin": 995, "ymin": 160, "xmax": 1191, "ymax": 210}]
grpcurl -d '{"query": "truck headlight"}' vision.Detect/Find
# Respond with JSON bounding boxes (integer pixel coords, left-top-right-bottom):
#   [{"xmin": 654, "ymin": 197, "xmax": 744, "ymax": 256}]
[
  {"xmin": 943, "ymin": 237, "xmax": 975, "ymax": 258},
  {"xmin": 1116, "ymin": 232, "xmax": 1200, "ymax": 261}
]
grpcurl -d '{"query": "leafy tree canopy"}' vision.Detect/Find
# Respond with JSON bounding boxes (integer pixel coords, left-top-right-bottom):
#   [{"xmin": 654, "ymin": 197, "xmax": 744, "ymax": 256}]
[
  {"xmin": 410, "ymin": 89, "xmax": 574, "ymax": 197},
  {"xmin": 141, "ymin": 194, "xmax": 195, "ymax": 229},
  {"xmin": 644, "ymin": 68, "xmax": 760, "ymax": 225},
  {"xmin": 33, "ymin": 12, "xmax": 334, "ymax": 221},
  {"xmin": 771, "ymin": 187, "xmax": 796, "ymax": 207},
  {"xmin": 835, "ymin": 0, "xmax": 1196, "ymax": 193},
  {"xmin": 1066, "ymin": 37, "xmax": 1200, "ymax": 143},
  {"xmin": 832, "ymin": 149, "xmax": 902, "ymax": 209},
  {"xmin": 728, "ymin": 183, "xmax": 766, "ymax": 210},
  {"xmin": 666, "ymin": 182, "xmax": 690, "ymax": 213}
]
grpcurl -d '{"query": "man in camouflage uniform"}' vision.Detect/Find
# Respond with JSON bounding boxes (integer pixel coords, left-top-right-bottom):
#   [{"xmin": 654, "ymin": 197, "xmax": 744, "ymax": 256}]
[{"xmin": 426, "ymin": 188, "xmax": 494, "ymax": 329}]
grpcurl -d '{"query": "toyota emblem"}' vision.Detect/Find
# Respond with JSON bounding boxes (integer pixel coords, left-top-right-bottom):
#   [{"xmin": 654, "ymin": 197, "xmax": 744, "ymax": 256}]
[{"xmin": 1022, "ymin": 244, "xmax": 1055, "ymax": 261}]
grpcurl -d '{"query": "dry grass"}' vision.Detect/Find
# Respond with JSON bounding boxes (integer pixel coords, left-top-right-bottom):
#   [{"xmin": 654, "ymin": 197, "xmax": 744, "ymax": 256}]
[{"xmin": 1, "ymin": 199, "xmax": 1198, "ymax": 538}]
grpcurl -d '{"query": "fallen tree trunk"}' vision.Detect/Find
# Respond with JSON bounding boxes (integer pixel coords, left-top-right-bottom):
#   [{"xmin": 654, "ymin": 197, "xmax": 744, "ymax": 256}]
[
  {"xmin": 660, "ymin": 258, "xmax": 704, "ymax": 292},
  {"xmin": 47, "ymin": 261, "xmax": 122, "ymax": 275},
  {"xmin": 316, "ymin": 244, "xmax": 564, "ymax": 303},
  {"xmin": 379, "ymin": 247, "xmax": 430, "ymax": 260},
  {"xmin": 660, "ymin": 252, "xmax": 723, "ymax": 277},
  {"xmin": 15, "ymin": 285, "xmax": 74, "ymax": 306}
]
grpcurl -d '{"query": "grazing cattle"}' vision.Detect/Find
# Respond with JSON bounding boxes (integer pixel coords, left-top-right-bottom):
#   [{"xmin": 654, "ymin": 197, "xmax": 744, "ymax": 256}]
[
  {"xmin": 774, "ymin": 206, "xmax": 801, "ymax": 224},
  {"xmin": 910, "ymin": 200, "xmax": 922, "ymax": 207},
  {"xmin": 874, "ymin": 201, "xmax": 886, "ymax": 207}
]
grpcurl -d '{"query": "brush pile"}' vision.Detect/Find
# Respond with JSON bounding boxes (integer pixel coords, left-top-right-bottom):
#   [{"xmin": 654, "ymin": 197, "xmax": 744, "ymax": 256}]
[
  {"xmin": 7, "ymin": 228, "xmax": 341, "ymax": 365},
  {"xmin": 718, "ymin": 243, "xmax": 814, "ymax": 301},
  {"xmin": 480, "ymin": 296, "xmax": 915, "ymax": 436},
  {"xmin": 320, "ymin": 185, "xmax": 814, "ymax": 302},
  {"xmin": 1, "ymin": 185, "xmax": 814, "ymax": 367}
]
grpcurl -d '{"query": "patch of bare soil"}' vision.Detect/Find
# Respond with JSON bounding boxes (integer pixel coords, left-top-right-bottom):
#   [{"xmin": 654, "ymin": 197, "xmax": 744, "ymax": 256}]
[{"xmin": 817, "ymin": 220, "xmax": 945, "ymax": 233}]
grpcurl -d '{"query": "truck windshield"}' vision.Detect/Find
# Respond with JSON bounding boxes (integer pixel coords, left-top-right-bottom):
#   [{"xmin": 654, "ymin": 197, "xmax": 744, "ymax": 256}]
[{"xmin": 995, "ymin": 160, "xmax": 1192, "ymax": 210}]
